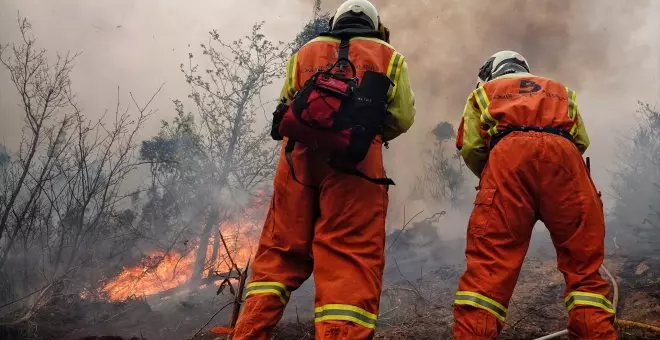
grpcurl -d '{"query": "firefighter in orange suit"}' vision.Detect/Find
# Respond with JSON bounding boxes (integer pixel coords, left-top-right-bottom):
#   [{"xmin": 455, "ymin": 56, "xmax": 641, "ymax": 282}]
[
  {"xmin": 453, "ymin": 50, "xmax": 617, "ymax": 339},
  {"xmin": 232, "ymin": 1, "xmax": 416, "ymax": 339}
]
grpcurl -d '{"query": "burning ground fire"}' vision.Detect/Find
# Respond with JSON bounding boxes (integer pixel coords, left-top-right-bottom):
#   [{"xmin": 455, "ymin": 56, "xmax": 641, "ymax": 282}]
[
  {"xmin": 101, "ymin": 249, "xmax": 197, "ymax": 301},
  {"xmin": 100, "ymin": 196, "xmax": 266, "ymax": 301}
]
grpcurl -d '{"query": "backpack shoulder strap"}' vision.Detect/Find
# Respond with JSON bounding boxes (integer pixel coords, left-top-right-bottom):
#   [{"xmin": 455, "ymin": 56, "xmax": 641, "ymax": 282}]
[
  {"xmin": 336, "ymin": 37, "xmax": 351, "ymax": 75},
  {"xmin": 338, "ymin": 38, "xmax": 350, "ymax": 61}
]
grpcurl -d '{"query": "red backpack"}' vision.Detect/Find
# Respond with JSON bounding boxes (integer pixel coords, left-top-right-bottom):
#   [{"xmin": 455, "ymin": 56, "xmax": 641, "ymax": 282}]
[{"xmin": 270, "ymin": 38, "xmax": 394, "ymax": 186}]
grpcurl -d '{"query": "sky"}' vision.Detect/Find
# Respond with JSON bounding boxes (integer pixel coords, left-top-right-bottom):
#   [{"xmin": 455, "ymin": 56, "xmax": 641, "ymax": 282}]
[
  {"xmin": 0, "ymin": 0, "xmax": 313, "ymax": 147},
  {"xmin": 1, "ymin": 0, "xmax": 659, "ymax": 230}
]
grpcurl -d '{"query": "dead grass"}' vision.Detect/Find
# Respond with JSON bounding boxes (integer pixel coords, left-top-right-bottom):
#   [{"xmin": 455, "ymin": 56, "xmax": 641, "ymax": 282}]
[{"xmin": 4, "ymin": 252, "xmax": 658, "ymax": 340}]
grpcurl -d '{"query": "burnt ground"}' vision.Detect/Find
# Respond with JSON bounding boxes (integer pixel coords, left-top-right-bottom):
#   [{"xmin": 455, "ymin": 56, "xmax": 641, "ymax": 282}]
[
  {"xmin": 373, "ymin": 254, "xmax": 660, "ymax": 340},
  {"xmin": 2, "ymin": 225, "xmax": 659, "ymax": 339},
  {"xmin": 269, "ymin": 254, "xmax": 660, "ymax": 340},
  {"xmin": 0, "ymin": 286, "xmax": 240, "ymax": 340},
  {"xmin": 2, "ymin": 256, "xmax": 657, "ymax": 340}
]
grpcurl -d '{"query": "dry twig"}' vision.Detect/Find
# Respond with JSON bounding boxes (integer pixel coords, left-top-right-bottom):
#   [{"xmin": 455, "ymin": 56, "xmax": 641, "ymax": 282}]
[
  {"xmin": 386, "ymin": 207, "xmax": 424, "ymax": 254},
  {"xmin": 190, "ymin": 301, "xmax": 234, "ymax": 339}
]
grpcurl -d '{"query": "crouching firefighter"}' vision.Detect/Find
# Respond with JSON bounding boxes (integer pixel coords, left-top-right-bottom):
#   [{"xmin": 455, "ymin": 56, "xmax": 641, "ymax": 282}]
[
  {"xmin": 232, "ymin": 1, "xmax": 416, "ymax": 339},
  {"xmin": 453, "ymin": 50, "xmax": 617, "ymax": 339}
]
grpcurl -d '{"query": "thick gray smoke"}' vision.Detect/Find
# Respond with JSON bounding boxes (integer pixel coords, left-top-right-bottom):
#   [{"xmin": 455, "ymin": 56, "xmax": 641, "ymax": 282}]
[
  {"xmin": 2, "ymin": 0, "xmax": 658, "ymax": 226},
  {"xmin": 354, "ymin": 0, "xmax": 660, "ymax": 231}
]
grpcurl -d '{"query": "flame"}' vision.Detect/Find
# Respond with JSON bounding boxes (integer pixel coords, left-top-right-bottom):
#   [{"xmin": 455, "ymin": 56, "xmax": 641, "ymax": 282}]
[
  {"xmin": 102, "ymin": 250, "xmax": 197, "ymax": 301},
  {"xmin": 100, "ymin": 192, "xmax": 268, "ymax": 301}
]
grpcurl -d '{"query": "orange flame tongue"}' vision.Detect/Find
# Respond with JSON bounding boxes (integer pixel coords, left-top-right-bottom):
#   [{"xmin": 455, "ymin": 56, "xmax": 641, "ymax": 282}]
[
  {"xmin": 101, "ymin": 192, "xmax": 267, "ymax": 301},
  {"xmin": 101, "ymin": 222, "xmax": 262, "ymax": 301},
  {"xmin": 102, "ymin": 250, "xmax": 196, "ymax": 301}
]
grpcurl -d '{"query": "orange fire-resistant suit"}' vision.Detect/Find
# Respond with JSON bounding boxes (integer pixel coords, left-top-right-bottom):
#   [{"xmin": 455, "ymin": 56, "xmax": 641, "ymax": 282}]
[
  {"xmin": 232, "ymin": 35, "xmax": 415, "ymax": 340},
  {"xmin": 454, "ymin": 73, "xmax": 617, "ymax": 339}
]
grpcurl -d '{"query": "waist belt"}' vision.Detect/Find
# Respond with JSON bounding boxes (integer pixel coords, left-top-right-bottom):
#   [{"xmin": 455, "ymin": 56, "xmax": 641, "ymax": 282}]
[{"xmin": 489, "ymin": 126, "xmax": 574, "ymax": 149}]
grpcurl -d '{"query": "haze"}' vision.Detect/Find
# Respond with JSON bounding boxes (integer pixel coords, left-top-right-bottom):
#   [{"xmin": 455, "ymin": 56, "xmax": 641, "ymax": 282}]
[{"xmin": 1, "ymin": 0, "xmax": 659, "ymax": 221}]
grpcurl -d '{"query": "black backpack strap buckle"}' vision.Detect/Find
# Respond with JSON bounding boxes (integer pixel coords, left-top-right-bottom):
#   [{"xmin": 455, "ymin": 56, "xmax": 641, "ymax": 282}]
[{"xmin": 328, "ymin": 158, "xmax": 395, "ymax": 186}]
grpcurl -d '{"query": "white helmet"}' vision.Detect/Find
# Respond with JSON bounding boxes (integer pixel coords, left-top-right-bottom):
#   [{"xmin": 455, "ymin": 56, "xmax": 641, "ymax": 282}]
[
  {"xmin": 478, "ymin": 50, "xmax": 531, "ymax": 83},
  {"xmin": 332, "ymin": 0, "xmax": 380, "ymax": 30}
]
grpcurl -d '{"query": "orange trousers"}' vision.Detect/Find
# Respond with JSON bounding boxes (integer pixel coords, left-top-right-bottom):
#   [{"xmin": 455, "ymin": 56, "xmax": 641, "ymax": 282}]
[
  {"xmin": 453, "ymin": 132, "xmax": 617, "ymax": 340},
  {"xmin": 233, "ymin": 138, "xmax": 388, "ymax": 340}
]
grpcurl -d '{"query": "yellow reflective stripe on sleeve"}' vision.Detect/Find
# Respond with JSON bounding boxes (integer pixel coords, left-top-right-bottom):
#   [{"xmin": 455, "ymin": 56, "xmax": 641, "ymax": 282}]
[
  {"xmin": 565, "ymin": 291, "xmax": 615, "ymax": 314},
  {"xmin": 454, "ymin": 291, "xmax": 507, "ymax": 322},
  {"xmin": 387, "ymin": 53, "xmax": 404, "ymax": 83},
  {"xmin": 386, "ymin": 52, "xmax": 404, "ymax": 101},
  {"xmin": 244, "ymin": 281, "xmax": 291, "ymax": 305},
  {"xmin": 570, "ymin": 122, "xmax": 579, "ymax": 136},
  {"xmin": 566, "ymin": 87, "xmax": 578, "ymax": 120},
  {"xmin": 314, "ymin": 304, "xmax": 378, "ymax": 329},
  {"xmin": 285, "ymin": 54, "xmax": 298, "ymax": 99},
  {"xmin": 474, "ymin": 88, "xmax": 498, "ymax": 136},
  {"xmin": 565, "ymin": 87, "xmax": 579, "ymax": 136}
]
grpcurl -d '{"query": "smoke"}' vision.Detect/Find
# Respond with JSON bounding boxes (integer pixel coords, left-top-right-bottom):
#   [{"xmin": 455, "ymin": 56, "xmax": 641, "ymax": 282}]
[
  {"xmin": 3, "ymin": 0, "xmax": 657, "ymax": 224},
  {"xmin": 332, "ymin": 0, "xmax": 660, "ymax": 232},
  {"xmin": 0, "ymin": 0, "xmax": 314, "ymax": 151}
]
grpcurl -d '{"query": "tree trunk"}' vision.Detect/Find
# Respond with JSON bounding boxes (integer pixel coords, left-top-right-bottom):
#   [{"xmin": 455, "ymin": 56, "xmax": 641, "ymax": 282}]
[
  {"xmin": 0, "ymin": 133, "xmax": 40, "ymax": 243},
  {"xmin": 192, "ymin": 207, "xmax": 219, "ymax": 283},
  {"xmin": 207, "ymin": 223, "xmax": 222, "ymax": 277}
]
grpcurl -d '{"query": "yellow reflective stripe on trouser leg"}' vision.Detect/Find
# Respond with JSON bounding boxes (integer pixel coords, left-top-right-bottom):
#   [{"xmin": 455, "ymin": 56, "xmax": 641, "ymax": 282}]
[
  {"xmin": 386, "ymin": 52, "xmax": 403, "ymax": 101},
  {"xmin": 454, "ymin": 291, "xmax": 508, "ymax": 322},
  {"xmin": 314, "ymin": 304, "xmax": 378, "ymax": 329},
  {"xmin": 474, "ymin": 88, "xmax": 498, "ymax": 136},
  {"xmin": 565, "ymin": 291, "xmax": 616, "ymax": 314},
  {"xmin": 285, "ymin": 54, "xmax": 298, "ymax": 99},
  {"xmin": 244, "ymin": 281, "xmax": 291, "ymax": 305}
]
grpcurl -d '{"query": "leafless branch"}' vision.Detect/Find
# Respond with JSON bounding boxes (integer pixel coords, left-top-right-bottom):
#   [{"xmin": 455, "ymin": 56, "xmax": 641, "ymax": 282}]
[
  {"xmin": 386, "ymin": 207, "xmax": 424, "ymax": 254},
  {"xmin": 190, "ymin": 301, "xmax": 234, "ymax": 339}
]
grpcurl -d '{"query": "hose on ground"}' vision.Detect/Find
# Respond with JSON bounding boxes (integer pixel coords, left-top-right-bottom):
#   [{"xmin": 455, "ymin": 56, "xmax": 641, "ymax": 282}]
[
  {"xmin": 531, "ymin": 264, "xmax": 660, "ymax": 339},
  {"xmin": 616, "ymin": 319, "xmax": 660, "ymax": 333},
  {"xmin": 533, "ymin": 329, "xmax": 568, "ymax": 340},
  {"xmin": 601, "ymin": 264, "xmax": 619, "ymax": 316}
]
